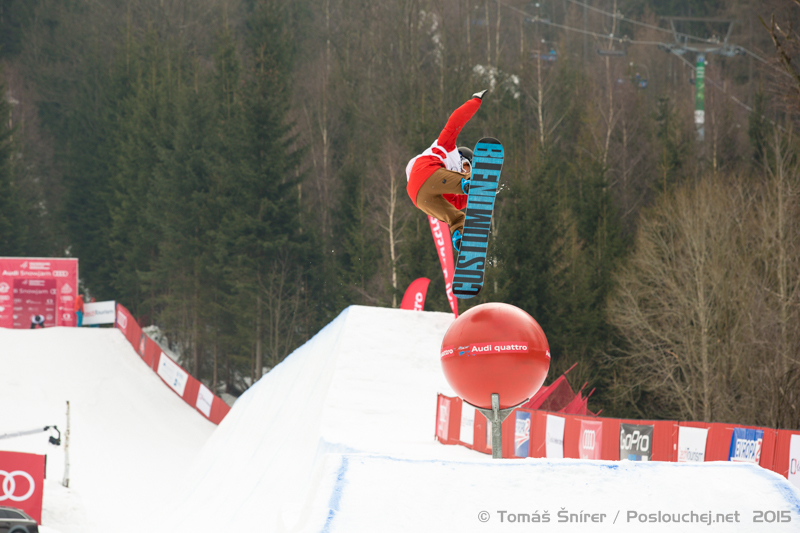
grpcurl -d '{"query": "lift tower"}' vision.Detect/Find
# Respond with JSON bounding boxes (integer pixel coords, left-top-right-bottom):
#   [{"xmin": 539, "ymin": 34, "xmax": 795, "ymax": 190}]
[{"xmin": 658, "ymin": 17, "xmax": 746, "ymax": 141}]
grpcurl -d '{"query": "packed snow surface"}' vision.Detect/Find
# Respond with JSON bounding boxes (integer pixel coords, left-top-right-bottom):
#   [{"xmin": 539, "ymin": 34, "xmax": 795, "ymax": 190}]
[
  {"xmin": 0, "ymin": 327, "xmax": 215, "ymax": 532},
  {"xmin": 3, "ymin": 306, "xmax": 800, "ymax": 532},
  {"xmin": 161, "ymin": 306, "xmax": 800, "ymax": 532}
]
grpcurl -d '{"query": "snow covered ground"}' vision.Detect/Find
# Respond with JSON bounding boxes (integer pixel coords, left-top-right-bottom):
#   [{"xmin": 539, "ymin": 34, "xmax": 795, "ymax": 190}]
[
  {"xmin": 2, "ymin": 306, "xmax": 800, "ymax": 532},
  {"xmin": 0, "ymin": 327, "xmax": 215, "ymax": 532}
]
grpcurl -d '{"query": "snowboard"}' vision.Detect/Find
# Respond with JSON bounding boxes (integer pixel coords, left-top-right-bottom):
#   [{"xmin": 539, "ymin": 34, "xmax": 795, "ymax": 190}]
[{"xmin": 452, "ymin": 137, "xmax": 504, "ymax": 299}]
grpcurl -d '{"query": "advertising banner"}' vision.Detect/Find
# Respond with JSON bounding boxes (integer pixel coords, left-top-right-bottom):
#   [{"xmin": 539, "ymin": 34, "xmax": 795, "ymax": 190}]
[
  {"xmin": 82, "ymin": 300, "xmax": 116, "ymax": 325},
  {"xmin": 729, "ymin": 428, "xmax": 764, "ymax": 463},
  {"xmin": 428, "ymin": 216, "xmax": 458, "ymax": 317},
  {"xmin": 678, "ymin": 426, "xmax": 709, "ymax": 462},
  {"xmin": 0, "ymin": 451, "xmax": 46, "ymax": 524},
  {"xmin": 620, "ymin": 423, "xmax": 654, "ymax": 461},
  {"xmin": 196, "ymin": 383, "xmax": 214, "ymax": 418},
  {"xmin": 546, "ymin": 414, "xmax": 566, "ymax": 458},
  {"xmin": 579, "ymin": 419, "xmax": 603, "ymax": 460},
  {"xmin": 515, "ymin": 411, "xmax": 531, "ymax": 457},
  {"xmin": 0, "ymin": 257, "xmax": 78, "ymax": 329},
  {"xmin": 789, "ymin": 435, "xmax": 800, "ymax": 489},
  {"xmin": 460, "ymin": 403, "xmax": 475, "ymax": 446},
  {"xmin": 436, "ymin": 396, "xmax": 451, "ymax": 442},
  {"xmin": 400, "ymin": 277, "xmax": 430, "ymax": 311},
  {"xmin": 157, "ymin": 352, "xmax": 189, "ymax": 397}
]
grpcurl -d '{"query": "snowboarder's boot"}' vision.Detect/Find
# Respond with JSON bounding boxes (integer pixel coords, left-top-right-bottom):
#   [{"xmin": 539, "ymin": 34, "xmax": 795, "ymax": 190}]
[{"xmin": 452, "ymin": 229, "xmax": 462, "ymax": 253}]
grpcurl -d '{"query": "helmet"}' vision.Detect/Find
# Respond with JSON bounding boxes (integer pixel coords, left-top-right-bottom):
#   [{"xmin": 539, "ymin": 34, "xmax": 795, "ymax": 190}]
[{"xmin": 457, "ymin": 146, "xmax": 473, "ymax": 164}]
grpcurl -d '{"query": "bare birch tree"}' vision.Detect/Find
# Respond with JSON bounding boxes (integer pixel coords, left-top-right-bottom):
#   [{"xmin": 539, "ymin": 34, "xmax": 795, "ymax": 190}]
[{"xmin": 609, "ymin": 175, "xmax": 748, "ymax": 422}]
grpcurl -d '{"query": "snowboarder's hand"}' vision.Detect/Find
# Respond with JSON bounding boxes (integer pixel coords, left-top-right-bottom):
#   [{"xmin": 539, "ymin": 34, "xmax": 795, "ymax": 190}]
[{"xmin": 472, "ymin": 89, "xmax": 488, "ymax": 100}]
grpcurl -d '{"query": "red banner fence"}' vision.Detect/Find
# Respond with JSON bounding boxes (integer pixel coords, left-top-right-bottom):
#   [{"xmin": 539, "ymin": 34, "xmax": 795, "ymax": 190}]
[
  {"xmin": 115, "ymin": 303, "xmax": 230, "ymax": 425},
  {"xmin": 435, "ymin": 394, "xmax": 800, "ymax": 484}
]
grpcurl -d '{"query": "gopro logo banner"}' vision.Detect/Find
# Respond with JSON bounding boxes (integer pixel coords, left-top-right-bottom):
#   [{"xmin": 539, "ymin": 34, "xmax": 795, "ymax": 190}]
[{"xmin": 620, "ymin": 423, "xmax": 654, "ymax": 461}]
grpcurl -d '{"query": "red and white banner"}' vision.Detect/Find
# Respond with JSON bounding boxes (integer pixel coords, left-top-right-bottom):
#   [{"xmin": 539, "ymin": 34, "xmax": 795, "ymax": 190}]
[
  {"xmin": 0, "ymin": 451, "xmax": 46, "ymax": 524},
  {"xmin": 579, "ymin": 419, "xmax": 604, "ymax": 460},
  {"xmin": 428, "ymin": 216, "xmax": 458, "ymax": 317},
  {"xmin": 400, "ymin": 277, "xmax": 430, "ymax": 311},
  {"xmin": 0, "ymin": 257, "xmax": 78, "ymax": 329}
]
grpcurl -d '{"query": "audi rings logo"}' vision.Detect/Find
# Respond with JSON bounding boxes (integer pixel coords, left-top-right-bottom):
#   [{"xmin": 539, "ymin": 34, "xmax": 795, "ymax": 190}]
[{"xmin": 0, "ymin": 470, "xmax": 35, "ymax": 502}]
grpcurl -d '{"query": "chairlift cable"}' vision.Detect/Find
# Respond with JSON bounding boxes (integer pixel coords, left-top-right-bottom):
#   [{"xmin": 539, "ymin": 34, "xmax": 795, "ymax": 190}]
[{"xmin": 496, "ymin": 0, "xmax": 781, "ymax": 76}]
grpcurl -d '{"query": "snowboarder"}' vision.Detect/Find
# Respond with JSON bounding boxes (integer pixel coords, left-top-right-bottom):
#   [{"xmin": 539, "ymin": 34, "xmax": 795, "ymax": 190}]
[{"xmin": 406, "ymin": 90, "xmax": 487, "ymax": 252}]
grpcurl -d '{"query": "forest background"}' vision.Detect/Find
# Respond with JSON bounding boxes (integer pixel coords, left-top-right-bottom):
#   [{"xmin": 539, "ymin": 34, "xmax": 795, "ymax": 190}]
[{"xmin": 2, "ymin": 0, "xmax": 800, "ymax": 428}]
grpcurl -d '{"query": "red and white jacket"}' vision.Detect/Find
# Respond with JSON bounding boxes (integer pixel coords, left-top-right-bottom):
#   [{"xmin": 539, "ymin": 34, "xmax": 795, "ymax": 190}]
[{"xmin": 406, "ymin": 97, "xmax": 482, "ymax": 209}]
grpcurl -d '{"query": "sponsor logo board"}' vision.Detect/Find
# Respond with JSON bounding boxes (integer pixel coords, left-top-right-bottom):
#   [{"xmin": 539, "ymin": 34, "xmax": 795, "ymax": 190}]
[
  {"xmin": 579, "ymin": 419, "xmax": 604, "ymax": 460},
  {"xmin": 157, "ymin": 352, "xmax": 189, "ymax": 397},
  {"xmin": 515, "ymin": 411, "xmax": 531, "ymax": 457},
  {"xmin": 546, "ymin": 414, "xmax": 565, "ymax": 458},
  {"xmin": 620, "ymin": 423, "xmax": 654, "ymax": 461},
  {"xmin": 195, "ymin": 383, "xmax": 214, "ymax": 418},
  {"xmin": 677, "ymin": 426, "xmax": 709, "ymax": 462},
  {"xmin": 729, "ymin": 428, "xmax": 763, "ymax": 464}
]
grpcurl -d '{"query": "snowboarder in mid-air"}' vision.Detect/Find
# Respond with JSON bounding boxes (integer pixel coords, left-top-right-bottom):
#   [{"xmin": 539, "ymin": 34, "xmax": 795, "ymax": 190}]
[{"xmin": 405, "ymin": 90, "xmax": 487, "ymax": 252}]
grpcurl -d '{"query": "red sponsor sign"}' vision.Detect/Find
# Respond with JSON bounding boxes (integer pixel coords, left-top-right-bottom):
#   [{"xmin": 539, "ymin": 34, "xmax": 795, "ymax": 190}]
[
  {"xmin": 0, "ymin": 257, "xmax": 79, "ymax": 329},
  {"xmin": 0, "ymin": 451, "xmax": 46, "ymax": 524},
  {"xmin": 428, "ymin": 217, "xmax": 458, "ymax": 317},
  {"xmin": 400, "ymin": 277, "xmax": 430, "ymax": 311},
  {"xmin": 579, "ymin": 419, "xmax": 604, "ymax": 460},
  {"xmin": 440, "ymin": 342, "xmax": 529, "ymax": 358}
]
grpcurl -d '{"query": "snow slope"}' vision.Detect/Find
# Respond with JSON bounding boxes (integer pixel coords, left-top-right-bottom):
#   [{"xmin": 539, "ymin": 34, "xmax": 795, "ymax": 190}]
[
  {"xmin": 160, "ymin": 305, "xmax": 800, "ymax": 532},
  {"xmin": 0, "ymin": 327, "xmax": 215, "ymax": 532},
  {"xmin": 3, "ymin": 306, "xmax": 799, "ymax": 532}
]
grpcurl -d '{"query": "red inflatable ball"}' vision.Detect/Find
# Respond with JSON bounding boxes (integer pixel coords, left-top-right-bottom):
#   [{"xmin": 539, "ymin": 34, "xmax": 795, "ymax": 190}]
[{"xmin": 440, "ymin": 302, "xmax": 550, "ymax": 409}]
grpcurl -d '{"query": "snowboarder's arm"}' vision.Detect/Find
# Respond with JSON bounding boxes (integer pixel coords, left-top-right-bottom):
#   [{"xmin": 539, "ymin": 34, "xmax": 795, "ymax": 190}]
[{"xmin": 437, "ymin": 96, "xmax": 483, "ymax": 152}]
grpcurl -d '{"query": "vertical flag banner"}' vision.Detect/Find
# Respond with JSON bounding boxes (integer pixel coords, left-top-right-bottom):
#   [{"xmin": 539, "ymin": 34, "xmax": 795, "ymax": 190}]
[
  {"xmin": 729, "ymin": 428, "xmax": 764, "ymax": 463},
  {"xmin": 514, "ymin": 411, "xmax": 531, "ymax": 457},
  {"xmin": 620, "ymin": 423, "xmax": 654, "ymax": 461},
  {"xmin": 789, "ymin": 435, "xmax": 800, "ymax": 489},
  {"xmin": 428, "ymin": 216, "xmax": 458, "ymax": 317},
  {"xmin": 460, "ymin": 403, "xmax": 475, "ymax": 446},
  {"xmin": 0, "ymin": 257, "xmax": 79, "ymax": 328},
  {"xmin": 546, "ymin": 414, "xmax": 566, "ymax": 458},
  {"xmin": 400, "ymin": 278, "xmax": 430, "ymax": 311},
  {"xmin": 579, "ymin": 419, "xmax": 604, "ymax": 460},
  {"xmin": 677, "ymin": 426, "xmax": 709, "ymax": 462}
]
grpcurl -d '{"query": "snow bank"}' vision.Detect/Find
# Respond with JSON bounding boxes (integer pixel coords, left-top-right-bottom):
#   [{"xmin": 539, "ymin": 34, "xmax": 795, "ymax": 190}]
[
  {"xmin": 4, "ymin": 306, "xmax": 799, "ymax": 532},
  {"xmin": 0, "ymin": 327, "xmax": 215, "ymax": 532}
]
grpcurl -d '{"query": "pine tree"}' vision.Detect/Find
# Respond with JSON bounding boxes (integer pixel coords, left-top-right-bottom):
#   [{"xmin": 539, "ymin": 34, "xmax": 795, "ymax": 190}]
[{"xmin": 0, "ymin": 71, "xmax": 26, "ymax": 255}]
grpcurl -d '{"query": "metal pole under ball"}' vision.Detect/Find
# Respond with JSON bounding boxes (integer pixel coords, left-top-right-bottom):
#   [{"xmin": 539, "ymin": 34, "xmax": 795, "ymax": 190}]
[{"xmin": 471, "ymin": 393, "xmax": 528, "ymax": 459}]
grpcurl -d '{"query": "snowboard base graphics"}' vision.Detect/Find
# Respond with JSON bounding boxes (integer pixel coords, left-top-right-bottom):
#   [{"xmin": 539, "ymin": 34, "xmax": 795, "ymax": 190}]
[{"xmin": 452, "ymin": 137, "xmax": 503, "ymax": 299}]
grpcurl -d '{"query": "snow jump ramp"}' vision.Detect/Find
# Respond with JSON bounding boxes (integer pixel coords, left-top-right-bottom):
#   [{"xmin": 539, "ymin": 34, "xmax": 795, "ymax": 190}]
[{"xmin": 159, "ymin": 306, "xmax": 800, "ymax": 532}]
